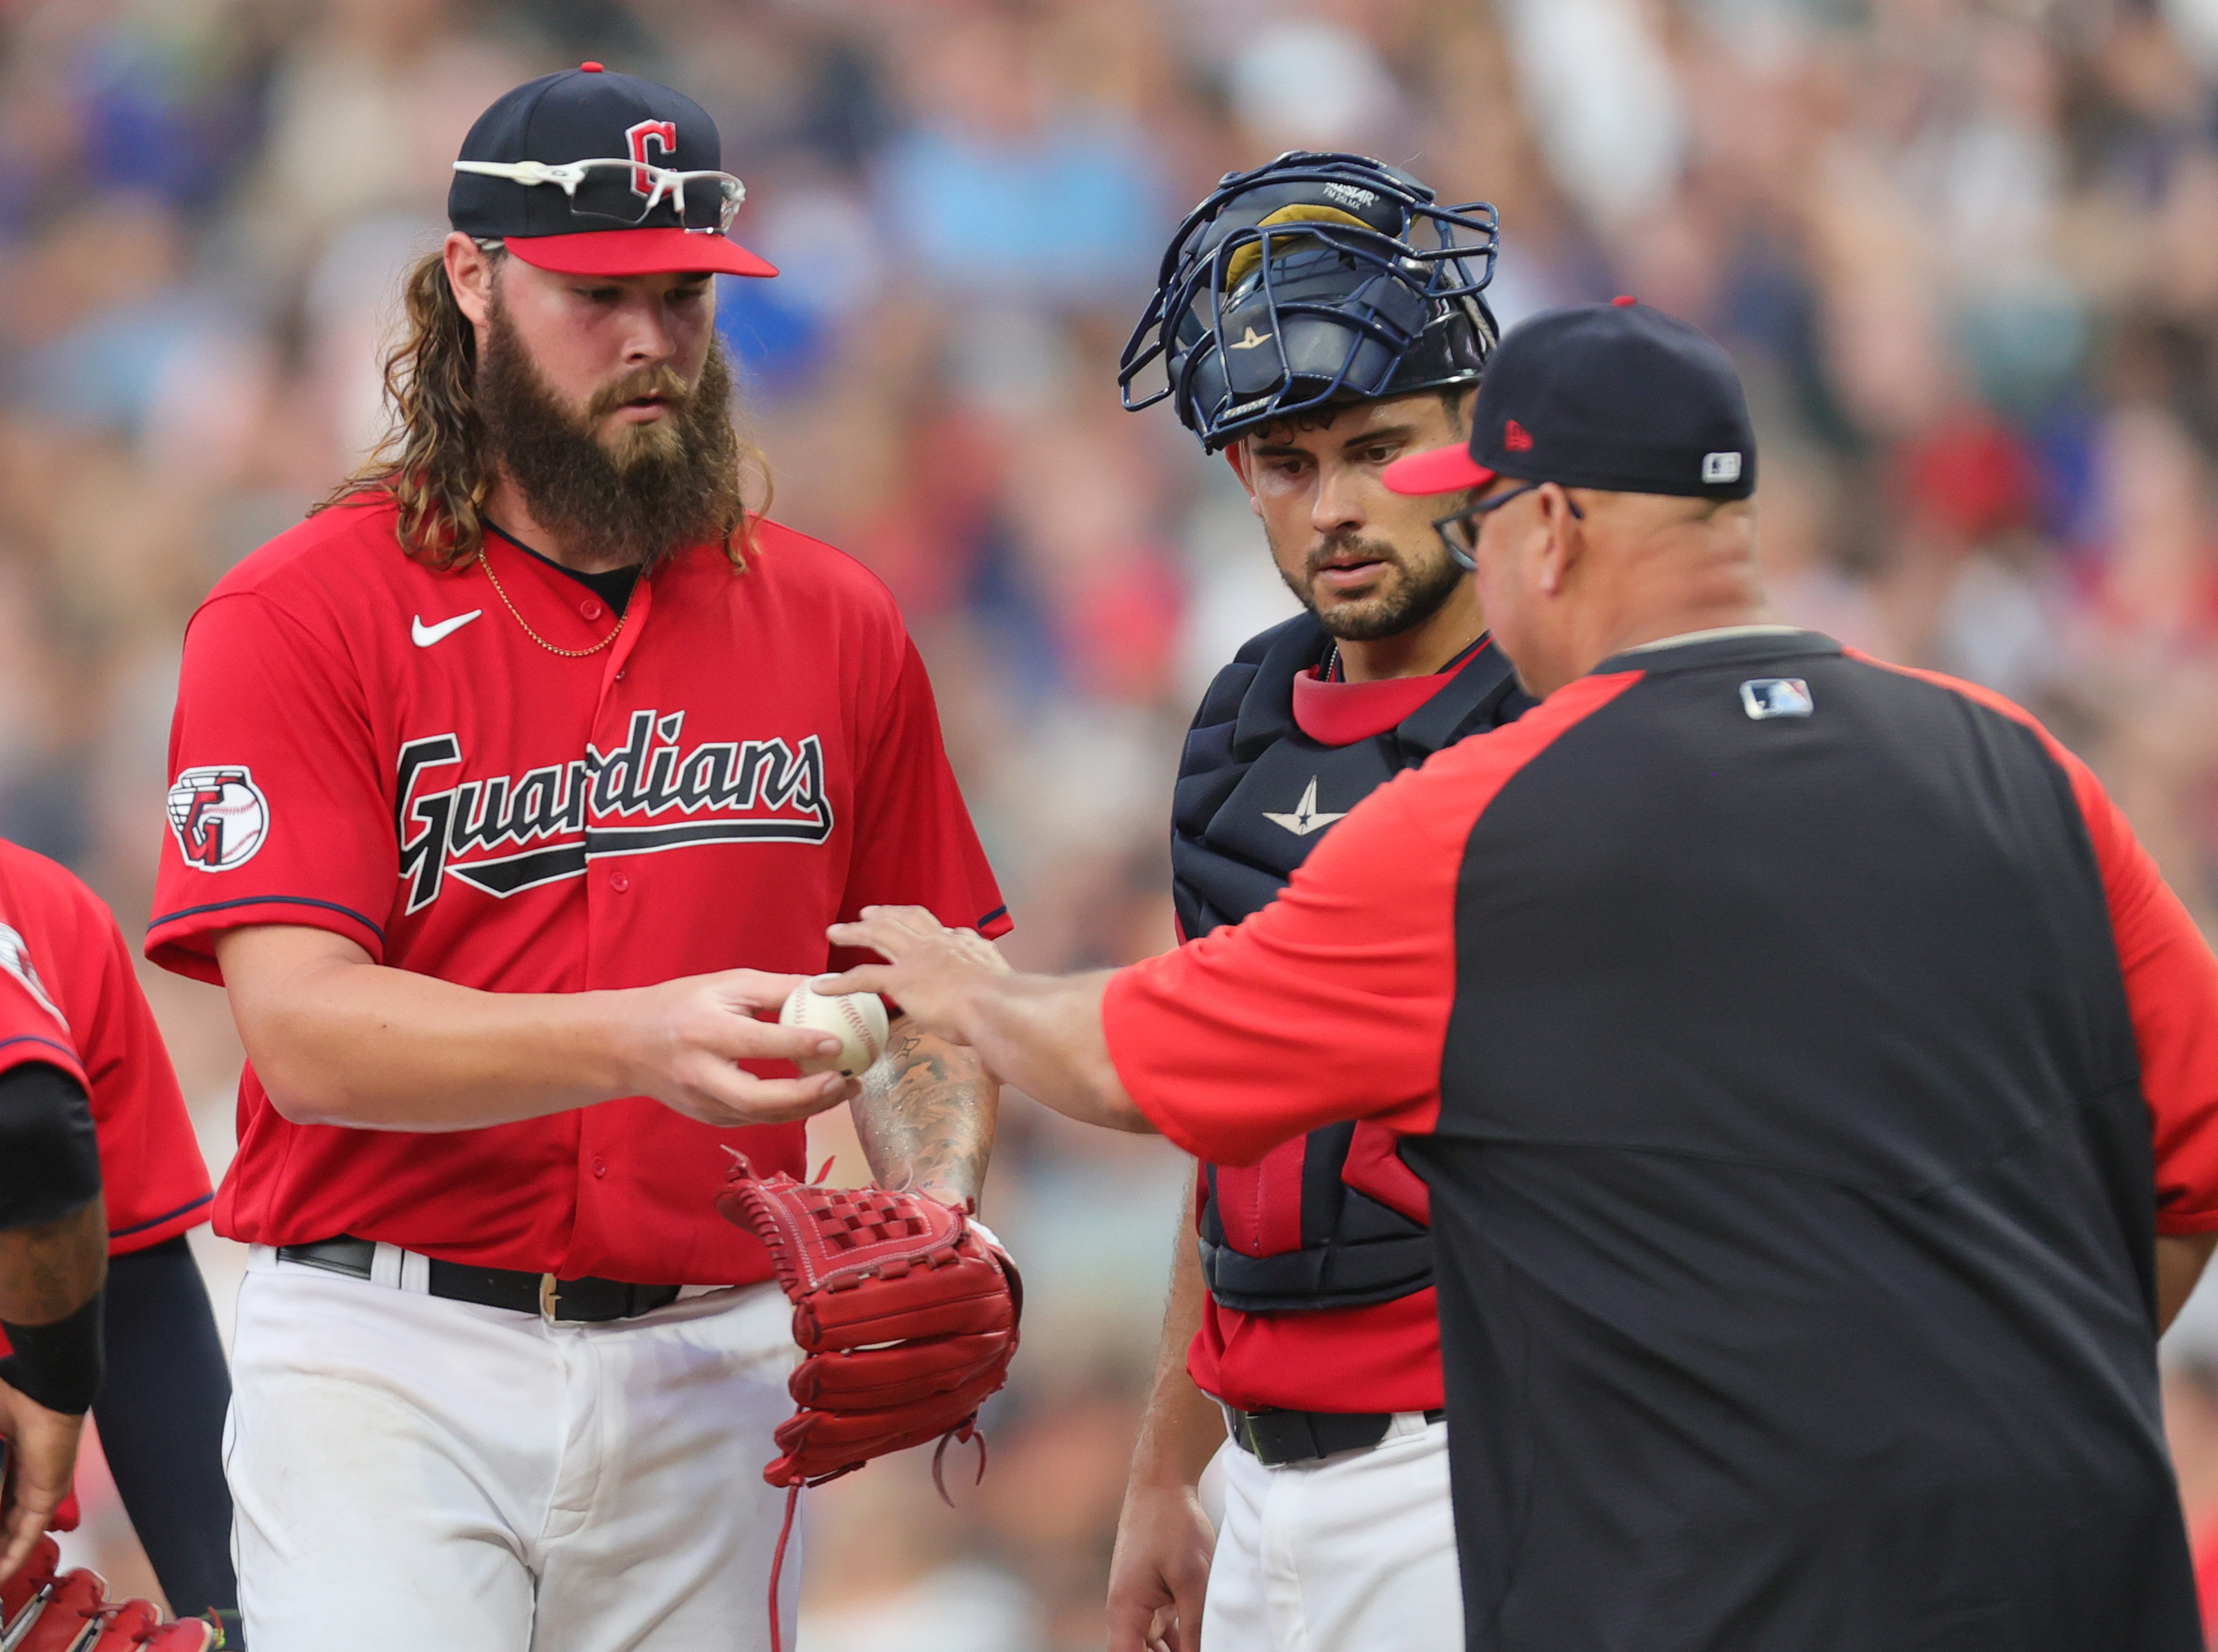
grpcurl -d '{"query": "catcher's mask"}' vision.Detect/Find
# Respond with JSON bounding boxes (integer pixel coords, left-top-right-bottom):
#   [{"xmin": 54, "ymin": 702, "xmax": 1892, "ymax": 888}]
[{"xmin": 1119, "ymin": 151, "xmax": 1500, "ymax": 451}]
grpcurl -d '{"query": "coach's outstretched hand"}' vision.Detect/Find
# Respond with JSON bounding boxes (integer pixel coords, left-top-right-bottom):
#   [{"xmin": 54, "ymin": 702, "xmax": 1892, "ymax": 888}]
[
  {"xmin": 824, "ymin": 908, "xmax": 1152, "ymax": 1135},
  {"xmin": 824, "ymin": 905, "xmax": 1010, "ymax": 1037}
]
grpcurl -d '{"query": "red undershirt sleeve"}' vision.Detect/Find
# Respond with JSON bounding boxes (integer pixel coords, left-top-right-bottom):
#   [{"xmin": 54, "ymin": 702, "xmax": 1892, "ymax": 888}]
[
  {"xmin": 1101, "ymin": 669, "xmax": 1644, "ymax": 1168},
  {"xmin": 2055, "ymin": 751, "xmax": 2218, "ymax": 1233},
  {"xmin": 1102, "ymin": 767, "xmax": 1461, "ymax": 1166}
]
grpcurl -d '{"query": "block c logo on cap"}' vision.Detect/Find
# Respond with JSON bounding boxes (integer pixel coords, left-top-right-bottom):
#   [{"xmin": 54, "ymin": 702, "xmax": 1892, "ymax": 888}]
[
  {"xmin": 1702, "ymin": 451, "xmax": 1743, "ymax": 484},
  {"xmin": 626, "ymin": 118, "xmax": 677, "ymax": 197}
]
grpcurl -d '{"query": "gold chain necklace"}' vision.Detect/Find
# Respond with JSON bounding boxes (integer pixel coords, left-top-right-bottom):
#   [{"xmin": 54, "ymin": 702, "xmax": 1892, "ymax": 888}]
[{"xmin": 477, "ymin": 544, "xmax": 626, "ymax": 657}]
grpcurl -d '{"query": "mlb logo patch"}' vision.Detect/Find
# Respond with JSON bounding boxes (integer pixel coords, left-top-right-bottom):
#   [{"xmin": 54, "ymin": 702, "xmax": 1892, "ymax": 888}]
[
  {"xmin": 1703, "ymin": 451, "xmax": 1742, "ymax": 484},
  {"xmin": 1740, "ymin": 678, "xmax": 1814, "ymax": 720}
]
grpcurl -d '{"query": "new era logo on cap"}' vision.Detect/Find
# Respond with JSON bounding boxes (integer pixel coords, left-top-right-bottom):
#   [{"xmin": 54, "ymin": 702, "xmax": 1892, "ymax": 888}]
[{"xmin": 1503, "ymin": 419, "xmax": 1534, "ymax": 453}]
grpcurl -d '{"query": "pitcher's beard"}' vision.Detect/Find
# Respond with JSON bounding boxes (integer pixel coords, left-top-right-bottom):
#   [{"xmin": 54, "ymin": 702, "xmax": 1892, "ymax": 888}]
[
  {"xmin": 478, "ymin": 300, "xmax": 745, "ymax": 569},
  {"xmin": 1276, "ymin": 530, "xmax": 1467, "ymax": 642}
]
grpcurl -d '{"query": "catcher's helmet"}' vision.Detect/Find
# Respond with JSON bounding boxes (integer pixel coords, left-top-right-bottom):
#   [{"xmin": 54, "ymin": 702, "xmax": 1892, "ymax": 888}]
[{"xmin": 1119, "ymin": 151, "xmax": 1499, "ymax": 451}]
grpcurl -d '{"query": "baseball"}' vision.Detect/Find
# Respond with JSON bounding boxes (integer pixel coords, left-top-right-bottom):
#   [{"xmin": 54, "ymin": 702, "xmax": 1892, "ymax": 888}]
[{"xmin": 779, "ymin": 980, "xmax": 890, "ymax": 1077}]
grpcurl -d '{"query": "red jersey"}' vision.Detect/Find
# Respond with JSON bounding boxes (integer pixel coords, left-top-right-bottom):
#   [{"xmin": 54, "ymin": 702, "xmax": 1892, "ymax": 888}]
[
  {"xmin": 0, "ymin": 840, "xmax": 212, "ymax": 1255},
  {"xmin": 1187, "ymin": 661, "xmax": 1468, "ymax": 1414},
  {"xmin": 148, "ymin": 499, "xmax": 1007, "ymax": 1285}
]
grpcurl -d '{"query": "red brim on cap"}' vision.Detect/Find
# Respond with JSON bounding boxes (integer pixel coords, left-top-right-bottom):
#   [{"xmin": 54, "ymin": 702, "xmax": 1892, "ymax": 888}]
[
  {"xmin": 1381, "ymin": 442, "xmax": 1497, "ymax": 496},
  {"xmin": 505, "ymin": 227, "xmax": 778, "ymax": 279}
]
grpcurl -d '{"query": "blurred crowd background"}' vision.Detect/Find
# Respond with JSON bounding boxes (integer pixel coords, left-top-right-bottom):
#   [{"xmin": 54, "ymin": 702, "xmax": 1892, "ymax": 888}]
[{"xmin": 16, "ymin": 0, "xmax": 2218, "ymax": 1643}]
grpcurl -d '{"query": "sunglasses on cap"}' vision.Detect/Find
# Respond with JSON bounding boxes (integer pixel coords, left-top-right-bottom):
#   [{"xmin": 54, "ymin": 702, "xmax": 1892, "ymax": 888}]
[{"xmin": 451, "ymin": 157, "xmax": 747, "ymax": 235}]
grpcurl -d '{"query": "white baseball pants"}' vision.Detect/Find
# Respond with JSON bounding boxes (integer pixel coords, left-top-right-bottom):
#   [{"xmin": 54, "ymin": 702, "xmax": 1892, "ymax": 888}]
[
  {"xmin": 226, "ymin": 1247, "xmax": 802, "ymax": 1652},
  {"xmin": 1202, "ymin": 1413, "xmax": 1463, "ymax": 1652}
]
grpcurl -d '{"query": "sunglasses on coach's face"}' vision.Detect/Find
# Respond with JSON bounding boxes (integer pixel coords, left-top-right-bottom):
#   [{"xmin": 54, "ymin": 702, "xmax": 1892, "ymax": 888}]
[{"xmin": 1432, "ymin": 481, "xmax": 1586, "ymax": 560}]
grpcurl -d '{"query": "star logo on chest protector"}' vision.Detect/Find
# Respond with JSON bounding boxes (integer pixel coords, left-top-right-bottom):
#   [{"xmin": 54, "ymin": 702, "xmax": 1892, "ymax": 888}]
[{"xmin": 1263, "ymin": 778, "xmax": 1347, "ymax": 837}]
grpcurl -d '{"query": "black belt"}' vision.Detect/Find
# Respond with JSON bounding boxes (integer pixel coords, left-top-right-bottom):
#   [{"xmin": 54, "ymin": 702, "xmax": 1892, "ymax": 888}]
[
  {"xmin": 1223, "ymin": 1404, "xmax": 1446, "ymax": 1468},
  {"xmin": 276, "ymin": 1236, "xmax": 682, "ymax": 1324}
]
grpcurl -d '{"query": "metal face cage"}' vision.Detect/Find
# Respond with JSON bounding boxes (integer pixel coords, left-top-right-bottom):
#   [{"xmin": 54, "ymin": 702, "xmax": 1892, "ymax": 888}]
[{"xmin": 1120, "ymin": 151, "xmax": 1501, "ymax": 450}]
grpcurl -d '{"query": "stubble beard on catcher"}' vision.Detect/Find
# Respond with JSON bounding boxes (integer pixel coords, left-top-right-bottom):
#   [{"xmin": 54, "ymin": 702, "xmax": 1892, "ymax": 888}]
[
  {"xmin": 1274, "ymin": 526, "xmax": 1467, "ymax": 642},
  {"xmin": 477, "ymin": 296, "xmax": 745, "ymax": 570}
]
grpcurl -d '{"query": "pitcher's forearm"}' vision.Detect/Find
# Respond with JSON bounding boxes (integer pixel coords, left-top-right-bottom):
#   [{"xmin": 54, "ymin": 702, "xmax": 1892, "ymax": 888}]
[
  {"xmin": 216, "ymin": 928, "xmax": 642, "ymax": 1131},
  {"xmin": 854, "ymin": 1020, "xmax": 998, "ymax": 1203},
  {"xmin": 1130, "ymin": 1173, "xmax": 1228, "ymax": 1489}
]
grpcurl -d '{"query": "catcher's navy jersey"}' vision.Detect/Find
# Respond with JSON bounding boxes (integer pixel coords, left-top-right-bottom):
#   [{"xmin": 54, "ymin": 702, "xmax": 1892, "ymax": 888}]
[
  {"xmin": 1107, "ymin": 631, "xmax": 2218, "ymax": 1650},
  {"xmin": 149, "ymin": 496, "xmax": 1005, "ymax": 1285}
]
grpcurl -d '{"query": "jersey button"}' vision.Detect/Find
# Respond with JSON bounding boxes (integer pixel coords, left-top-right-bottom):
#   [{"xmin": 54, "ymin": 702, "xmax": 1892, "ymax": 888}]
[
  {"xmin": 592, "ymin": 1156, "xmax": 608, "ymax": 1179},
  {"xmin": 580, "ymin": 598, "xmax": 605, "ymax": 620},
  {"xmin": 608, "ymin": 870, "xmax": 629, "ymax": 892}
]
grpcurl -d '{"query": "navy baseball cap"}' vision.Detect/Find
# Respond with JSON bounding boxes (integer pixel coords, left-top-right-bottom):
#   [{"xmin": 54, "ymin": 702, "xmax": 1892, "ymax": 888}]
[
  {"xmin": 449, "ymin": 62, "xmax": 776, "ymax": 280},
  {"xmin": 1382, "ymin": 298, "xmax": 1754, "ymax": 501}
]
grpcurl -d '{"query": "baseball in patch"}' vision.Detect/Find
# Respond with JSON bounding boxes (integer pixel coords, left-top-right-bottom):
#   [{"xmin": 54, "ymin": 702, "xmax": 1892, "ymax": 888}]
[
  {"xmin": 780, "ymin": 980, "xmax": 889, "ymax": 1077},
  {"xmin": 166, "ymin": 765, "xmax": 270, "ymax": 871}
]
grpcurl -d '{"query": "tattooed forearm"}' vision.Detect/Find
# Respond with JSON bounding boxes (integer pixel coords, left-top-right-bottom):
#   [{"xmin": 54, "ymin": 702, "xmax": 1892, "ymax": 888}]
[
  {"xmin": 853, "ymin": 1018, "xmax": 998, "ymax": 1204},
  {"xmin": 0, "ymin": 1197, "xmax": 105, "ymax": 1327}
]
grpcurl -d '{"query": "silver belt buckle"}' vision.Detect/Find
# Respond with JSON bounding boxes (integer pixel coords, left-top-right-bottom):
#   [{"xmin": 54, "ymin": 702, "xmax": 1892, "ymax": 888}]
[{"xmin": 539, "ymin": 1273, "xmax": 562, "ymax": 1324}]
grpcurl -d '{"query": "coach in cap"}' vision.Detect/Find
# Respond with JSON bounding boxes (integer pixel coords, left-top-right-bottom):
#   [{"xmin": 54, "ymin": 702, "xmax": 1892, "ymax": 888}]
[{"xmin": 827, "ymin": 301, "xmax": 2218, "ymax": 1649}]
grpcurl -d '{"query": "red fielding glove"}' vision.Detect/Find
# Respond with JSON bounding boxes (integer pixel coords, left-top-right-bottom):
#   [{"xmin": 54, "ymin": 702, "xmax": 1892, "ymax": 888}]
[{"xmin": 715, "ymin": 1162, "xmax": 1022, "ymax": 1489}]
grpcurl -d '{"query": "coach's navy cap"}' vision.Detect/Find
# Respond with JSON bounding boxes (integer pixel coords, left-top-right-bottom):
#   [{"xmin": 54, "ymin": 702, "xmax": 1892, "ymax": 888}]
[
  {"xmin": 1382, "ymin": 298, "xmax": 1754, "ymax": 501},
  {"xmin": 449, "ymin": 62, "xmax": 776, "ymax": 280}
]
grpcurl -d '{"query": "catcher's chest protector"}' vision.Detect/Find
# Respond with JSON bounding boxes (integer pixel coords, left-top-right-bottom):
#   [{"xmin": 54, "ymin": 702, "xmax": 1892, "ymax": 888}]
[{"xmin": 1171, "ymin": 614, "xmax": 1530, "ymax": 1312}]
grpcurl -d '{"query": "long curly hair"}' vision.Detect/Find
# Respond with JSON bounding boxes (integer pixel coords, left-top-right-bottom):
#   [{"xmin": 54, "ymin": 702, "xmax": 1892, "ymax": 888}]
[{"xmin": 317, "ymin": 246, "xmax": 771, "ymax": 569}]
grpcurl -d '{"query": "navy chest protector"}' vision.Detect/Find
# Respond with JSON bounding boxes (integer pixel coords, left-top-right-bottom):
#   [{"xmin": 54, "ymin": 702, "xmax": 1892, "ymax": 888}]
[{"xmin": 1171, "ymin": 613, "xmax": 1530, "ymax": 1312}]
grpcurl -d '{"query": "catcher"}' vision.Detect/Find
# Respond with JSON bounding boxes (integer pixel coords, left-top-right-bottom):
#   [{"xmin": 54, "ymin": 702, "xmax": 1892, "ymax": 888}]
[
  {"xmin": 1107, "ymin": 151, "xmax": 1510, "ymax": 1652},
  {"xmin": 144, "ymin": 64, "xmax": 1017, "ymax": 1652}
]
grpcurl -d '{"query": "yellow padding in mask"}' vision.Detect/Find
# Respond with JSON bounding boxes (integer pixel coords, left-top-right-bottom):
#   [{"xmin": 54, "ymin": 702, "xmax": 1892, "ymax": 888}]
[{"xmin": 1222, "ymin": 203, "xmax": 1376, "ymax": 294}]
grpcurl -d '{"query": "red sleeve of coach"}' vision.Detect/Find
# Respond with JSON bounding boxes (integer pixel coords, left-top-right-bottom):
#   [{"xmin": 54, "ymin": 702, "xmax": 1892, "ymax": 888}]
[
  {"xmin": 1101, "ymin": 769, "xmax": 1457, "ymax": 1166},
  {"xmin": 2061, "ymin": 755, "xmax": 2218, "ymax": 1233},
  {"xmin": 1102, "ymin": 670, "xmax": 1643, "ymax": 1166}
]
